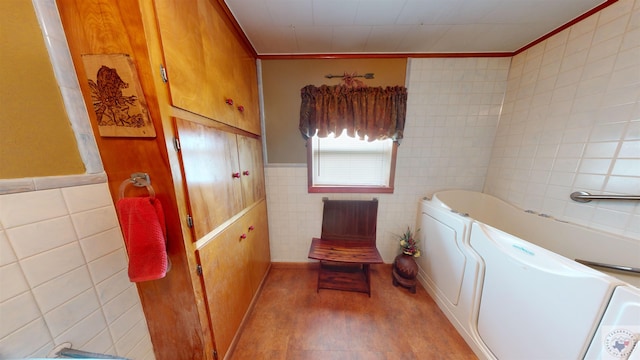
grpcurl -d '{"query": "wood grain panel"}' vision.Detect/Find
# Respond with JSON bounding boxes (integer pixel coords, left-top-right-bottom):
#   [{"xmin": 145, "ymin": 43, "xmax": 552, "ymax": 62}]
[
  {"xmin": 156, "ymin": 0, "xmax": 261, "ymax": 134},
  {"xmin": 245, "ymin": 201, "xmax": 271, "ymax": 293},
  {"xmin": 155, "ymin": 0, "xmax": 260, "ymax": 134},
  {"xmin": 197, "ymin": 218, "xmax": 253, "ymax": 360},
  {"xmin": 199, "ymin": 0, "xmax": 238, "ymax": 128},
  {"xmin": 175, "ymin": 117, "xmax": 243, "ymax": 240},
  {"xmin": 237, "ymin": 135, "xmax": 266, "ymax": 207},
  {"xmin": 320, "ymin": 200, "xmax": 378, "ymax": 243},
  {"xmin": 226, "ymin": 31, "xmax": 260, "ymax": 134},
  {"xmin": 218, "ymin": 0, "xmax": 259, "ymax": 133},
  {"xmin": 154, "ymin": 0, "xmax": 207, "ymax": 114}
]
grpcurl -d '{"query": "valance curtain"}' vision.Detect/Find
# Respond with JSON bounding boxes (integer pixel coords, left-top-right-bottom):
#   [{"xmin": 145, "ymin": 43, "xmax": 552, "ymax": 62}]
[{"xmin": 299, "ymin": 85, "xmax": 408, "ymax": 141}]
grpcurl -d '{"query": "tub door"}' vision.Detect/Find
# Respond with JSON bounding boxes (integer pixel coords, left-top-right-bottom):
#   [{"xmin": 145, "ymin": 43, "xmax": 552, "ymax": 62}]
[
  {"xmin": 470, "ymin": 222, "xmax": 620, "ymax": 360},
  {"xmin": 419, "ymin": 210, "xmax": 469, "ymax": 306}
]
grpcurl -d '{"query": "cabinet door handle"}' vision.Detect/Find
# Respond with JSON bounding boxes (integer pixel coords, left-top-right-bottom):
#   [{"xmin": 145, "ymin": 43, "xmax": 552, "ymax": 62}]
[
  {"xmin": 237, "ymin": 105, "xmax": 245, "ymax": 112},
  {"xmin": 240, "ymin": 233, "xmax": 247, "ymax": 239},
  {"xmin": 225, "ymin": 98, "xmax": 234, "ymax": 105},
  {"xmin": 248, "ymin": 225, "xmax": 255, "ymax": 232},
  {"xmin": 232, "ymin": 172, "xmax": 241, "ymax": 178},
  {"xmin": 242, "ymin": 170, "xmax": 250, "ymax": 176}
]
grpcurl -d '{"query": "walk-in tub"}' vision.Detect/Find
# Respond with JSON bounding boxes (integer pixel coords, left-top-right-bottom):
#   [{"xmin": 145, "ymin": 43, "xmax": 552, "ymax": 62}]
[{"xmin": 417, "ymin": 190, "xmax": 640, "ymax": 360}]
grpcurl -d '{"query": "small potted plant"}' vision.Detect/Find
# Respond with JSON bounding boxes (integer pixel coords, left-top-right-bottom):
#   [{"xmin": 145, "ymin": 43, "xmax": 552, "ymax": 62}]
[
  {"xmin": 399, "ymin": 226, "xmax": 420, "ymax": 257},
  {"xmin": 392, "ymin": 226, "xmax": 420, "ymax": 293}
]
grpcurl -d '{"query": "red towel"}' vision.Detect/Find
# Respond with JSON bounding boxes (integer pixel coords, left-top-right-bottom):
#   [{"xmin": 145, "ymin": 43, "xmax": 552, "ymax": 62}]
[{"xmin": 116, "ymin": 197, "xmax": 168, "ymax": 282}]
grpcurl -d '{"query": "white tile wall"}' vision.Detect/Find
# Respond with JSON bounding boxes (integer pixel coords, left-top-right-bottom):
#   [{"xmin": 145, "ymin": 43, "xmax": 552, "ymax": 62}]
[
  {"xmin": 484, "ymin": 0, "xmax": 640, "ymax": 238},
  {"xmin": 265, "ymin": 57, "xmax": 511, "ymax": 262},
  {"xmin": 265, "ymin": 0, "xmax": 640, "ymax": 262},
  {"xmin": 0, "ymin": 183, "xmax": 155, "ymax": 359}
]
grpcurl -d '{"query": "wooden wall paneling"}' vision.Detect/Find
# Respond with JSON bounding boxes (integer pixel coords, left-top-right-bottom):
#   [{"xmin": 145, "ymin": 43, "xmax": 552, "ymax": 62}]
[
  {"xmin": 57, "ymin": 1, "xmax": 209, "ymax": 358},
  {"xmin": 196, "ymin": 218, "xmax": 254, "ymax": 360},
  {"xmin": 175, "ymin": 117, "xmax": 244, "ymax": 240}
]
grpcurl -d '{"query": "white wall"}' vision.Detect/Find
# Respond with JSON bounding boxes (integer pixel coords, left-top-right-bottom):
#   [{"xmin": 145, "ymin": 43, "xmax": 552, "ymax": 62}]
[
  {"xmin": 484, "ymin": 0, "xmax": 640, "ymax": 238},
  {"xmin": 266, "ymin": 57, "xmax": 511, "ymax": 262}
]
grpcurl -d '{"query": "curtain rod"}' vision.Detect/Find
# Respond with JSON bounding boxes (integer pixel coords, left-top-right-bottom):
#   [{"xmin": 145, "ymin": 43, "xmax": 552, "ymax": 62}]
[{"xmin": 325, "ymin": 73, "xmax": 375, "ymax": 79}]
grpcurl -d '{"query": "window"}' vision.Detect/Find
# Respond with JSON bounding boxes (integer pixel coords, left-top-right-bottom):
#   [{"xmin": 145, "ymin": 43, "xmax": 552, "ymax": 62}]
[
  {"xmin": 299, "ymin": 84, "xmax": 407, "ymax": 193},
  {"xmin": 307, "ymin": 130, "xmax": 397, "ymax": 193}
]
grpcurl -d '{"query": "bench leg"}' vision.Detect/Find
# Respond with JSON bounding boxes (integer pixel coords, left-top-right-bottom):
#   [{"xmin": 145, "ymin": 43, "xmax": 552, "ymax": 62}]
[
  {"xmin": 363, "ymin": 264, "xmax": 371, "ymax": 297},
  {"xmin": 317, "ymin": 261, "xmax": 322, "ymax": 293}
]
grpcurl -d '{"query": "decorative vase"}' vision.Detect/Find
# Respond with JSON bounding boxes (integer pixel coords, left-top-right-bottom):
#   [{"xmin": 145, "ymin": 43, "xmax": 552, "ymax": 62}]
[
  {"xmin": 394, "ymin": 253, "xmax": 418, "ymax": 279},
  {"xmin": 392, "ymin": 253, "xmax": 418, "ymax": 293}
]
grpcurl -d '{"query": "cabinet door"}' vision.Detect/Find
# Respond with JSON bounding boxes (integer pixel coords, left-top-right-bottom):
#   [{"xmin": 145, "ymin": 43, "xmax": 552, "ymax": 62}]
[
  {"xmin": 155, "ymin": 0, "xmax": 260, "ymax": 134},
  {"xmin": 245, "ymin": 201, "xmax": 271, "ymax": 293},
  {"xmin": 196, "ymin": 219, "xmax": 253, "ymax": 360},
  {"xmin": 175, "ymin": 118, "xmax": 243, "ymax": 240},
  {"xmin": 232, "ymin": 54, "xmax": 260, "ymax": 135},
  {"xmin": 237, "ymin": 135, "xmax": 266, "ymax": 207},
  {"xmin": 154, "ymin": 0, "xmax": 216, "ymax": 119}
]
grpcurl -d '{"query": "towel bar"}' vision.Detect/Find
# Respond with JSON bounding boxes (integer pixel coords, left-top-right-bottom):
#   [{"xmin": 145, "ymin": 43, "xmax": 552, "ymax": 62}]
[
  {"xmin": 49, "ymin": 343, "xmax": 131, "ymax": 359},
  {"xmin": 570, "ymin": 191, "xmax": 640, "ymax": 203},
  {"xmin": 575, "ymin": 259, "xmax": 640, "ymax": 275}
]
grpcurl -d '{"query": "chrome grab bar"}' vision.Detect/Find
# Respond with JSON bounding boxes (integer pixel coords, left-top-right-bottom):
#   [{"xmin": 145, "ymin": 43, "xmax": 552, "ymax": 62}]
[
  {"xmin": 570, "ymin": 191, "xmax": 640, "ymax": 203},
  {"xmin": 575, "ymin": 259, "xmax": 640, "ymax": 275}
]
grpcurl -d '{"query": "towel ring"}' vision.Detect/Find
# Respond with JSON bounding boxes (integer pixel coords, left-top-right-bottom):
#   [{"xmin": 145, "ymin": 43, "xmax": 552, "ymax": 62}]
[{"xmin": 119, "ymin": 172, "xmax": 155, "ymax": 200}]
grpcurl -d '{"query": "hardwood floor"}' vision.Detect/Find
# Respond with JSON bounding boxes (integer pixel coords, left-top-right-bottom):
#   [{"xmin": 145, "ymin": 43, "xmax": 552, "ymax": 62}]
[{"xmin": 229, "ymin": 263, "xmax": 478, "ymax": 360}]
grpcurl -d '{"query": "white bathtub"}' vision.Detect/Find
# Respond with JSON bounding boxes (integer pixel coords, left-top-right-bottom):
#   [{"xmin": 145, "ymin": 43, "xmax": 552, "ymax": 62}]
[{"xmin": 417, "ymin": 190, "xmax": 640, "ymax": 360}]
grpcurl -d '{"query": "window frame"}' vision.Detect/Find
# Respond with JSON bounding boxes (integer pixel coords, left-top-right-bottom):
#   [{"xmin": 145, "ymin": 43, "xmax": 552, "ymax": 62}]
[{"xmin": 306, "ymin": 137, "xmax": 398, "ymax": 194}]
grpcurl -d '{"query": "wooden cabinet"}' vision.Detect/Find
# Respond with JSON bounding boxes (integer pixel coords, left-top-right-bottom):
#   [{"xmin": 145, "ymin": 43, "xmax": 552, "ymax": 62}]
[
  {"xmin": 175, "ymin": 117, "xmax": 265, "ymax": 240},
  {"xmin": 154, "ymin": 0, "xmax": 260, "ymax": 135},
  {"xmin": 56, "ymin": 1, "xmax": 269, "ymax": 359},
  {"xmin": 196, "ymin": 200, "xmax": 270, "ymax": 360}
]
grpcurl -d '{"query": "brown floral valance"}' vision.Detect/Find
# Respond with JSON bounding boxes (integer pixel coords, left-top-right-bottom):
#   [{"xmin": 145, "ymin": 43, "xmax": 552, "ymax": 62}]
[{"xmin": 299, "ymin": 85, "xmax": 407, "ymax": 141}]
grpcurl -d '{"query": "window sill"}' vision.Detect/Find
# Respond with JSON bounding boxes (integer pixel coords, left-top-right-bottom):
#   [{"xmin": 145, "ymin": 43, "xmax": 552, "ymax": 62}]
[{"xmin": 308, "ymin": 185, "xmax": 394, "ymax": 194}]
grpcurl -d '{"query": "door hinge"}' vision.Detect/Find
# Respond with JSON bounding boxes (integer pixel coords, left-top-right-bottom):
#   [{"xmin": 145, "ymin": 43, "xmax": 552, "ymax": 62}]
[
  {"xmin": 173, "ymin": 137, "xmax": 181, "ymax": 152},
  {"xmin": 196, "ymin": 264, "xmax": 202, "ymax": 276},
  {"xmin": 186, "ymin": 214, "xmax": 193, "ymax": 228},
  {"xmin": 160, "ymin": 64, "xmax": 168, "ymax": 83}
]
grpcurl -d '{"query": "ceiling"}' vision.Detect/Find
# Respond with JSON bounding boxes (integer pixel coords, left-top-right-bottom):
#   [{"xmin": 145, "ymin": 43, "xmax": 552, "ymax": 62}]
[{"xmin": 223, "ymin": 0, "xmax": 608, "ymax": 55}]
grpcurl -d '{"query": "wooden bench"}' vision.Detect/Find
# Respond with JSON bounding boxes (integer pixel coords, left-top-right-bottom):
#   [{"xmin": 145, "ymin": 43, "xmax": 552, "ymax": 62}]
[{"xmin": 307, "ymin": 199, "xmax": 383, "ymax": 296}]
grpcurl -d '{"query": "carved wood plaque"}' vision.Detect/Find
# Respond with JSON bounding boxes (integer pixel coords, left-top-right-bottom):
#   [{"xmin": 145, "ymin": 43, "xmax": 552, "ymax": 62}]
[{"xmin": 82, "ymin": 53, "xmax": 155, "ymax": 137}]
